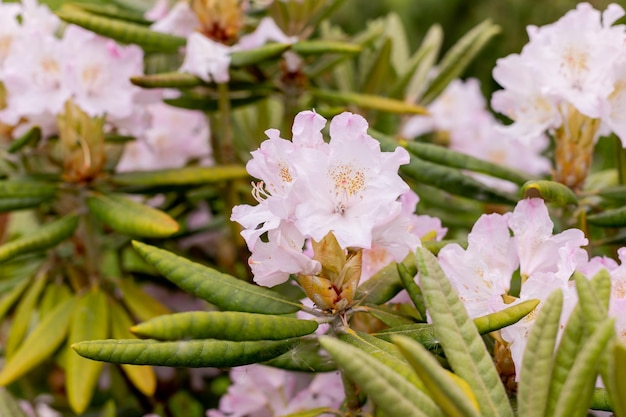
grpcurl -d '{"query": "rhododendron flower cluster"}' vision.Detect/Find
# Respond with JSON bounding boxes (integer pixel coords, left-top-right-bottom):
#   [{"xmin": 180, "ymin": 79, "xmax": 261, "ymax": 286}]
[
  {"xmin": 232, "ymin": 110, "xmax": 444, "ymax": 288},
  {"xmin": 438, "ymin": 198, "xmax": 589, "ymax": 376},
  {"xmin": 402, "ymin": 78, "xmax": 550, "ymax": 192}
]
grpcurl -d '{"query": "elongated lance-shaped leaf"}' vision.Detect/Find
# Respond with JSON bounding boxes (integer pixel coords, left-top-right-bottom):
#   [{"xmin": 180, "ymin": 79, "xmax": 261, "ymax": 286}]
[
  {"xmin": 405, "ymin": 141, "xmax": 532, "ymax": 186},
  {"xmin": 553, "ymin": 319, "xmax": 615, "ymax": 417},
  {"xmin": 361, "ymin": 303, "xmax": 415, "ymax": 327},
  {"xmin": 0, "ymin": 388, "xmax": 28, "ymax": 417},
  {"xmin": 575, "ymin": 271, "xmax": 610, "ymax": 330},
  {"xmin": 0, "ymin": 215, "xmax": 78, "ymax": 264},
  {"xmin": 164, "ymin": 94, "xmax": 267, "ymax": 112},
  {"xmin": 55, "ymin": 9, "xmax": 185, "ymax": 52},
  {"xmin": 87, "ymin": 193, "xmax": 179, "ymax": 238},
  {"xmin": 131, "ymin": 311, "xmax": 318, "ymax": 341},
  {"xmin": 62, "ymin": 3, "xmax": 151, "ymax": 25},
  {"xmin": 416, "ymin": 247, "xmax": 514, "ymax": 417},
  {"xmin": 591, "ymin": 388, "xmax": 613, "ymax": 412},
  {"xmin": 393, "ymin": 335, "xmax": 480, "ymax": 417},
  {"xmin": 230, "ymin": 43, "xmax": 290, "ymax": 66},
  {"xmin": 311, "ymin": 89, "xmax": 427, "ymax": 115},
  {"xmin": 320, "ymin": 337, "xmax": 444, "ymax": 417},
  {"xmin": 397, "ymin": 262, "xmax": 426, "ymax": 320},
  {"xmin": 109, "ymin": 302, "xmax": 156, "ymax": 396},
  {"xmin": 522, "ymin": 180, "xmax": 578, "ymax": 206},
  {"xmin": 67, "ymin": 290, "xmax": 109, "ymax": 414},
  {"xmin": 73, "ymin": 337, "xmax": 299, "ymax": 367},
  {"xmin": 517, "ymin": 290, "xmax": 563, "ymax": 417},
  {"xmin": 612, "ymin": 342, "xmax": 626, "ymax": 417},
  {"xmin": 112, "ymin": 165, "xmax": 248, "ymax": 189},
  {"xmin": 339, "ymin": 329, "xmax": 424, "ymax": 390},
  {"xmin": 360, "ymin": 37, "xmax": 393, "ymax": 95},
  {"xmin": 7, "ymin": 126, "xmax": 41, "ymax": 153},
  {"xmin": 546, "ymin": 271, "xmax": 611, "ymax": 416},
  {"xmin": 130, "ymin": 72, "xmax": 204, "ymax": 89},
  {"xmin": 132, "ymin": 241, "xmax": 301, "ymax": 314},
  {"xmin": 356, "ymin": 253, "xmax": 416, "ymax": 305},
  {"xmin": 0, "ymin": 180, "xmax": 56, "ymax": 212},
  {"xmin": 0, "ymin": 278, "xmax": 30, "ymax": 322},
  {"xmin": 5, "ymin": 272, "xmax": 47, "ymax": 357},
  {"xmin": 420, "ymin": 20, "xmax": 500, "ymax": 104},
  {"xmin": 375, "ymin": 299, "xmax": 539, "ymax": 347},
  {"xmin": 119, "ymin": 279, "xmax": 170, "ymax": 322},
  {"xmin": 291, "ymin": 40, "xmax": 361, "ymax": 56},
  {"xmin": 263, "ymin": 338, "xmax": 336, "ymax": 372},
  {"xmin": 277, "ymin": 408, "xmax": 334, "ymax": 417},
  {"xmin": 587, "ymin": 205, "xmax": 626, "ymax": 227},
  {"xmin": 0, "ymin": 296, "xmax": 76, "ymax": 385}
]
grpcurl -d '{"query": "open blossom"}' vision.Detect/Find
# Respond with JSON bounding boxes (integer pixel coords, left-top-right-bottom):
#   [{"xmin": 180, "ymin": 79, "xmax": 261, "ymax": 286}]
[{"xmin": 232, "ymin": 110, "xmax": 437, "ymax": 288}]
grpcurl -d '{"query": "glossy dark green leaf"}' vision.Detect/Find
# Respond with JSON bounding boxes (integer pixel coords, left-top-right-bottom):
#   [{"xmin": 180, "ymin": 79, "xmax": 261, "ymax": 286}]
[
  {"xmin": 131, "ymin": 311, "xmax": 318, "ymax": 341},
  {"xmin": 87, "ymin": 193, "xmax": 179, "ymax": 238},
  {"xmin": 130, "ymin": 72, "xmax": 204, "ymax": 89},
  {"xmin": 522, "ymin": 180, "xmax": 578, "ymax": 206},
  {"xmin": 588, "ymin": 206, "xmax": 626, "ymax": 227},
  {"xmin": 405, "ymin": 141, "xmax": 531, "ymax": 186},
  {"xmin": 132, "ymin": 241, "xmax": 301, "ymax": 314},
  {"xmin": 7, "ymin": 126, "xmax": 41, "ymax": 153},
  {"xmin": 0, "ymin": 215, "xmax": 78, "ymax": 263},
  {"xmin": 111, "ymin": 165, "xmax": 248, "ymax": 188},
  {"xmin": 312, "ymin": 89, "xmax": 427, "ymax": 115},
  {"xmin": 55, "ymin": 9, "xmax": 185, "ymax": 52},
  {"xmin": 0, "ymin": 180, "xmax": 56, "ymax": 212},
  {"xmin": 73, "ymin": 338, "xmax": 299, "ymax": 367},
  {"xmin": 164, "ymin": 94, "xmax": 267, "ymax": 111}
]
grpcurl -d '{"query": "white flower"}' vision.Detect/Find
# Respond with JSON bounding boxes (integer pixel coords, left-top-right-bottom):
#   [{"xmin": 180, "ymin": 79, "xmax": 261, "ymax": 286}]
[{"xmin": 180, "ymin": 32, "xmax": 231, "ymax": 83}]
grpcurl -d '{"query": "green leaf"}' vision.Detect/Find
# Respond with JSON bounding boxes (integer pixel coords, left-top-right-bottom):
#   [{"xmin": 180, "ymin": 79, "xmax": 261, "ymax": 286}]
[
  {"xmin": 362, "ymin": 303, "xmax": 415, "ymax": 327},
  {"xmin": 393, "ymin": 335, "xmax": 480, "ymax": 417},
  {"xmin": 62, "ymin": 3, "xmax": 151, "ymax": 25},
  {"xmin": 131, "ymin": 311, "xmax": 318, "ymax": 341},
  {"xmin": 522, "ymin": 180, "xmax": 578, "ymax": 206},
  {"xmin": 420, "ymin": 20, "xmax": 500, "ymax": 104},
  {"xmin": 552, "ymin": 319, "xmax": 615, "ymax": 417},
  {"xmin": 397, "ymin": 262, "xmax": 426, "ymax": 320},
  {"xmin": 590, "ymin": 388, "xmax": 612, "ymax": 412},
  {"xmin": 277, "ymin": 408, "xmax": 335, "ymax": 417},
  {"xmin": 263, "ymin": 338, "xmax": 336, "ymax": 372},
  {"xmin": 230, "ymin": 43, "xmax": 290, "ymax": 66},
  {"xmin": 130, "ymin": 72, "xmax": 204, "ymax": 89},
  {"xmin": 0, "ymin": 215, "xmax": 78, "ymax": 264},
  {"xmin": 311, "ymin": 89, "xmax": 427, "ymax": 115},
  {"xmin": 7, "ymin": 126, "xmax": 41, "ymax": 153},
  {"xmin": 55, "ymin": 9, "xmax": 185, "ymax": 52},
  {"xmin": 405, "ymin": 141, "xmax": 531, "ymax": 186},
  {"xmin": 119, "ymin": 278, "xmax": 170, "ymax": 322},
  {"xmin": 416, "ymin": 247, "xmax": 514, "ymax": 417},
  {"xmin": 0, "ymin": 180, "xmax": 57, "ymax": 213},
  {"xmin": 0, "ymin": 278, "xmax": 30, "ymax": 322},
  {"xmin": 612, "ymin": 342, "xmax": 626, "ymax": 417},
  {"xmin": 0, "ymin": 296, "xmax": 76, "ymax": 386},
  {"xmin": 398, "ymin": 24, "xmax": 443, "ymax": 100},
  {"xmin": 111, "ymin": 165, "xmax": 249, "ymax": 189},
  {"xmin": 132, "ymin": 241, "xmax": 301, "ymax": 314},
  {"xmin": 517, "ymin": 290, "xmax": 563, "ymax": 417},
  {"xmin": 5, "ymin": 273, "xmax": 47, "ymax": 357},
  {"xmin": 360, "ymin": 38, "xmax": 393, "ymax": 95},
  {"xmin": 164, "ymin": 94, "xmax": 267, "ymax": 111},
  {"xmin": 320, "ymin": 337, "xmax": 443, "ymax": 417},
  {"xmin": 72, "ymin": 338, "xmax": 299, "ymax": 367},
  {"xmin": 356, "ymin": 254, "xmax": 416, "ymax": 305},
  {"xmin": 87, "ymin": 193, "xmax": 179, "ymax": 238},
  {"xmin": 588, "ymin": 205, "xmax": 626, "ymax": 227},
  {"xmin": 67, "ymin": 289, "xmax": 109, "ymax": 414},
  {"xmin": 292, "ymin": 40, "xmax": 361, "ymax": 56},
  {"xmin": 109, "ymin": 302, "xmax": 157, "ymax": 397},
  {"xmin": 0, "ymin": 388, "xmax": 28, "ymax": 417}
]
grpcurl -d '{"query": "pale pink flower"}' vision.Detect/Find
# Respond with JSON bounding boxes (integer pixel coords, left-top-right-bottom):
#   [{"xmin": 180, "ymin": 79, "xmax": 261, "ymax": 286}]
[
  {"xmin": 180, "ymin": 32, "xmax": 231, "ymax": 83},
  {"xmin": 237, "ymin": 17, "xmax": 297, "ymax": 50},
  {"xmin": 149, "ymin": 1, "xmax": 199, "ymax": 37}
]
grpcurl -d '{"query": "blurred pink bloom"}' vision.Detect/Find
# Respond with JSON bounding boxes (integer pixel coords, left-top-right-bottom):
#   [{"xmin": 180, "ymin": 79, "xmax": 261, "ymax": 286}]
[
  {"xmin": 149, "ymin": 0, "xmax": 199, "ymax": 37},
  {"xmin": 180, "ymin": 32, "xmax": 231, "ymax": 83}
]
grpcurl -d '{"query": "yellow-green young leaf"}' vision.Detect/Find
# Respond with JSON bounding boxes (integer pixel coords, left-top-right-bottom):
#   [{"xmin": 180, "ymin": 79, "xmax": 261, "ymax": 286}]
[
  {"xmin": 553, "ymin": 319, "xmax": 616, "ymax": 417},
  {"xmin": 517, "ymin": 290, "xmax": 563, "ymax": 417},
  {"xmin": 0, "ymin": 215, "xmax": 78, "ymax": 264},
  {"xmin": 0, "ymin": 179, "xmax": 56, "ymax": 212},
  {"xmin": 420, "ymin": 20, "xmax": 500, "ymax": 105},
  {"xmin": 311, "ymin": 89, "xmax": 427, "ymax": 115},
  {"xmin": 7, "ymin": 126, "xmax": 41, "ymax": 153},
  {"xmin": 0, "ymin": 388, "xmax": 28, "ymax": 417},
  {"xmin": 588, "ymin": 205, "xmax": 626, "ymax": 227},
  {"xmin": 67, "ymin": 290, "xmax": 109, "ymax": 414},
  {"xmin": 0, "ymin": 296, "xmax": 76, "ymax": 386},
  {"xmin": 130, "ymin": 72, "xmax": 204, "ymax": 89},
  {"xmin": 112, "ymin": 165, "xmax": 249, "ymax": 188},
  {"xmin": 87, "ymin": 193, "xmax": 179, "ymax": 238},
  {"xmin": 0, "ymin": 277, "xmax": 30, "ymax": 323},
  {"xmin": 319, "ymin": 337, "xmax": 443, "ymax": 417},
  {"xmin": 393, "ymin": 335, "xmax": 480, "ymax": 417},
  {"xmin": 612, "ymin": 342, "xmax": 626, "ymax": 417},
  {"xmin": 416, "ymin": 247, "xmax": 514, "ymax": 417},
  {"xmin": 360, "ymin": 38, "xmax": 393, "ymax": 95},
  {"xmin": 263, "ymin": 338, "xmax": 336, "ymax": 372},
  {"xmin": 291, "ymin": 40, "xmax": 361, "ymax": 56},
  {"xmin": 405, "ymin": 142, "xmax": 531, "ymax": 186},
  {"xmin": 397, "ymin": 262, "xmax": 426, "ymax": 321},
  {"xmin": 119, "ymin": 279, "xmax": 170, "ymax": 322},
  {"xmin": 63, "ymin": 3, "xmax": 151, "ymax": 25},
  {"xmin": 55, "ymin": 9, "xmax": 185, "ymax": 52},
  {"xmin": 132, "ymin": 241, "xmax": 301, "ymax": 314},
  {"xmin": 423, "ymin": 239, "xmax": 467, "ymax": 255},
  {"xmin": 109, "ymin": 301, "xmax": 156, "ymax": 397},
  {"xmin": 338, "ymin": 329, "xmax": 425, "ymax": 390},
  {"xmin": 39, "ymin": 283, "xmax": 72, "ymax": 319},
  {"xmin": 522, "ymin": 180, "xmax": 578, "ymax": 206},
  {"xmin": 361, "ymin": 304, "xmax": 415, "ymax": 327},
  {"xmin": 5, "ymin": 273, "xmax": 47, "ymax": 357},
  {"xmin": 72, "ymin": 338, "xmax": 299, "ymax": 367},
  {"xmin": 277, "ymin": 408, "xmax": 335, "ymax": 417},
  {"xmin": 473, "ymin": 299, "xmax": 539, "ymax": 334},
  {"xmin": 131, "ymin": 311, "xmax": 318, "ymax": 341},
  {"xmin": 230, "ymin": 43, "xmax": 290, "ymax": 66},
  {"xmin": 591, "ymin": 388, "xmax": 612, "ymax": 411},
  {"xmin": 356, "ymin": 253, "xmax": 416, "ymax": 305}
]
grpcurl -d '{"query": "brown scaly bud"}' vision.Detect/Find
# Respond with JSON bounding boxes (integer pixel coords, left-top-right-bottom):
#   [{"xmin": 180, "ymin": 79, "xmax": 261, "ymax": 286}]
[{"xmin": 189, "ymin": 0, "xmax": 244, "ymax": 45}]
